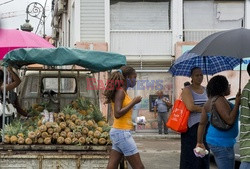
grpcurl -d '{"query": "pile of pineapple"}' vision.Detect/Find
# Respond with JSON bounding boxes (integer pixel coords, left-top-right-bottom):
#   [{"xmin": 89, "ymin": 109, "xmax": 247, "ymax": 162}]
[{"xmin": 1, "ymin": 97, "xmax": 111, "ymax": 146}]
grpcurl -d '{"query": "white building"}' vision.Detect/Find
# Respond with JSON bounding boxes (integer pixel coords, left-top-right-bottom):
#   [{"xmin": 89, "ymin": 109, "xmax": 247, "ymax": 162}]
[{"xmin": 51, "ymin": 0, "xmax": 249, "ymax": 129}]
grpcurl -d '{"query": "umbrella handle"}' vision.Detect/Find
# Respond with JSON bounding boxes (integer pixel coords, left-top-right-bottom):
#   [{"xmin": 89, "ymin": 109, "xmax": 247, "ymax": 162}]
[{"xmin": 239, "ymin": 59, "xmax": 242, "ymax": 92}]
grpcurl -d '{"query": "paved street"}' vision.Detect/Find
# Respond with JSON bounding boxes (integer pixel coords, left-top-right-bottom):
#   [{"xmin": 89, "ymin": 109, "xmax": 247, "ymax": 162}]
[{"xmin": 126, "ymin": 132, "xmax": 220, "ymax": 169}]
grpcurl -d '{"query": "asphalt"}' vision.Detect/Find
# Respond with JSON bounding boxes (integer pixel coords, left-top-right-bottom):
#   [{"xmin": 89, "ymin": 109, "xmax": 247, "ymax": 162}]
[{"xmin": 132, "ymin": 129, "xmax": 181, "ymax": 139}]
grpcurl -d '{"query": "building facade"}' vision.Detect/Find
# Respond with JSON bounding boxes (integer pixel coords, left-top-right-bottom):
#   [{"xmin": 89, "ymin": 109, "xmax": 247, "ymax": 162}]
[{"xmin": 51, "ymin": 0, "xmax": 250, "ymax": 130}]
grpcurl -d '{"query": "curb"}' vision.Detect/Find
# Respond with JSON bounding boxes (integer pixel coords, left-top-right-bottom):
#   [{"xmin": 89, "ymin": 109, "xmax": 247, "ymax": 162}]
[{"xmin": 132, "ymin": 133, "xmax": 180, "ymax": 139}]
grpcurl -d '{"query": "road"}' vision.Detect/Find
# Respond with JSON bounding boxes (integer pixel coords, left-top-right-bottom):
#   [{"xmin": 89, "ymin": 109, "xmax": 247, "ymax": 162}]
[{"xmin": 126, "ymin": 133, "xmax": 218, "ymax": 169}]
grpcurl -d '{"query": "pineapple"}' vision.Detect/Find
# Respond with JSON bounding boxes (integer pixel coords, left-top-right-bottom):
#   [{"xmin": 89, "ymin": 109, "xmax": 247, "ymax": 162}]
[
  {"xmin": 71, "ymin": 114, "xmax": 78, "ymax": 122},
  {"xmin": 98, "ymin": 138, "xmax": 107, "ymax": 145},
  {"xmin": 60, "ymin": 131, "xmax": 67, "ymax": 138},
  {"xmin": 71, "ymin": 101, "xmax": 78, "ymax": 109},
  {"xmin": 36, "ymin": 106, "xmax": 44, "ymax": 112},
  {"xmin": 58, "ymin": 112, "xmax": 65, "ymax": 120},
  {"xmin": 10, "ymin": 136, "xmax": 18, "ymax": 144},
  {"xmin": 51, "ymin": 122, "xmax": 58, "ymax": 128},
  {"xmin": 59, "ymin": 122, "xmax": 67, "ymax": 130},
  {"xmin": 44, "ymin": 137, "xmax": 51, "ymax": 144},
  {"xmin": 93, "ymin": 130, "xmax": 101, "ymax": 138},
  {"xmin": 72, "ymin": 138, "xmax": 79, "ymax": 145},
  {"xmin": 57, "ymin": 137, "xmax": 65, "ymax": 144},
  {"xmin": 65, "ymin": 114, "xmax": 70, "ymax": 120},
  {"xmin": 65, "ymin": 138, "xmax": 72, "ymax": 145},
  {"xmin": 88, "ymin": 131, "xmax": 94, "ymax": 138},
  {"xmin": 39, "ymin": 125, "xmax": 47, "ymax": 132},
  {"xmin": 69, "ymin": 123, "xmax": 76, "ymax": 130},
  {"xmin": 82, "ymin": 127, "xmax": 89, "ymax": 135},
  {"xmin": 47, "ymin": 128, "xmax": 54, "ymax": 135},
  {"xmin": 37, "ymin": 120, "xmax": 43, "ymax": 127},
  {"xmin": 97, "ymin": 121, "xmax": 106, "ymax": 127},
  {"xmin": 74, "ymin": 132, "xmax": 82, "ymax": 139},
  {"xmin": 38, "ymin": 137, "xmax": 44, "ymax": 144},
  {"xmin": 96, "ymin": 127, "xmax": 103, "ymax": 133},
  {"xmin": 41, "ymin": 132, "xmax": 49, "ymax": 138},
  {"xmin": 74, "ymin": 119, "xmax": 82, "ymax": 126},
  {"xmin": 4, "ymin": 135, "xmax": 10, "ymax": 144},
  {"xmin": 35, "ymin": 130, "xmax": 41, "ymax": 137},
  {"xmin": 28, "ymin": 131, "xmax": 36, "ymax": 139},
  {"xmin": 53, "ymin": 113, "xmax": 58, "ymax": 119},
  {"xmin": 92, "ymin": 138, "xmax": 99, "ymax": 145},
  {"xmin": 17, "ymin": 133, "xmax": 24, "ymax": 138},
  {"xmin": 64, "ymin": 127, "xmax": 71, "ymax": 133},
  {"xmin": 66, "ymin": 132, "xmax": 75, "ymax": 139},
  {"xmin": 33, "ymin": 137, "xmax": 38, "ymax": 144},
  {"xmin": 54, "ymin": 126, "xmax": 61, "ymax": 133},
  {"xmin": 32, "ymin": 103, "xmax": 39, "ymax": 109},
  {"xmin": 52, "ymin": 132, "xmax": 60, "ymax": 140},
  {"xmin": 85, "ymin": 137, "xmax": 92, "ymax": 144},
  {"xmin": 87, "ymin": 120, "xmax": 94, "ymax": 128},
  {"xmin": 66, "ymin": 120, "xmax": 73, "ymax": 126},
  {"xmin": 3, "ymin": 121, "xmax": 24, "ymax": 144},
  {"xmin": 78, "ymin": 137, "xmax": 86, "ymax": 145},
  {"xmin": 45, "ymin": 122, "xmax": 52, "ymax": 128},
  {"xmin": 79, "ymin": 110, "xmax": 87, "ymax": 116},
  {"xmin": 17, "ymin": 137, "xmax": 25, "ymax": 144},
  {"xmin": 25, "ymin": 138, "xmax": 32, "ymax": 144},
  {"xmin": 100, "ymin": 132, "xmax": 109, "ymax": 139}
]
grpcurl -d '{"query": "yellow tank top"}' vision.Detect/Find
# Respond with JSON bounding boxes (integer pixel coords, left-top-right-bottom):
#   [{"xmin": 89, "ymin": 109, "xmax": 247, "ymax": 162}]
[{"xmin": 111, "ymin": 90, "xmax": 134, "ymax": 130}]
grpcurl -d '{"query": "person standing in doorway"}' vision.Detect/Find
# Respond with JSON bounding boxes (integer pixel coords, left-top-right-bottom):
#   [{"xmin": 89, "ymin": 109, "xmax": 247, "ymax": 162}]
[{"xmin": 154, "ymin": 90, "xmax": 172, "ymax": 134}]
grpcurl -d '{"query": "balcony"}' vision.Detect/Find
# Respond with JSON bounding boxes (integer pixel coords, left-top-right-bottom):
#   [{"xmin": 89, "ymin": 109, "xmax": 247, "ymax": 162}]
[
  {"xmin": 183, "ymin": 29, "xmax": 227, "ymax": 42},
  {"xmin": 110, "ymin": 30, "xmax": 172, "ymax": 56}
]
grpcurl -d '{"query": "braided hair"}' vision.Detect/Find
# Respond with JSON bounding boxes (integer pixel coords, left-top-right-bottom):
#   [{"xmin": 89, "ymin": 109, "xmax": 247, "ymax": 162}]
[{"xmin": 103, "ymin": 66, "xmax": 135, "ymax": 103}]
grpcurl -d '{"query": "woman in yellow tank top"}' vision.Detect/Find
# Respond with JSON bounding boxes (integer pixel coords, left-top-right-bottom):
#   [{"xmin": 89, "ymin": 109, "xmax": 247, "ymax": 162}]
[{"xmin": 104, "ymin": 66, "xmax": 144, "ymax": 169}]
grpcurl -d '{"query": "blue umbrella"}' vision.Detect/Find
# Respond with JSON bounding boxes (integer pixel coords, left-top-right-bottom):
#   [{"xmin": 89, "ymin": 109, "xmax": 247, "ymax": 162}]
[{"xmin": 169, "ymin": 51, "xmax": 241, "ymax": 80}]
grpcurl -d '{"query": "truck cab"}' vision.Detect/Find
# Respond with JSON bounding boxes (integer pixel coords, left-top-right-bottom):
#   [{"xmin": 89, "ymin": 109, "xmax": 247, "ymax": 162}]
[{"xmin": 17, "ymin": 69, "xmax": 98, "ymax": 112}]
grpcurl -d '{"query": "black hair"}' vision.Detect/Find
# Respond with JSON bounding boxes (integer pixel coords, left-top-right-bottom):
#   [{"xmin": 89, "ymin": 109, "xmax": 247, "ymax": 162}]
[
  {"xmin": 103, "ymin": 66, "xmax": 135, "ymax": 103},
  {"xmin": 184, "ymin": 81, "xmax": 191, "ymax": 87},
  {"xmin": 190, "ymin": 67, "xmax": 201, "ymax": 76},
  {"xmin": 206, "ymin": 75, "xmax": 229, "ymax": 97},
  {"xmin": 247, "ymin": 63, "xmax": 250, "ymax": 76},
  {"xmin": 0, "ymin": 69, "xmax": 3, "ymax": 83}
]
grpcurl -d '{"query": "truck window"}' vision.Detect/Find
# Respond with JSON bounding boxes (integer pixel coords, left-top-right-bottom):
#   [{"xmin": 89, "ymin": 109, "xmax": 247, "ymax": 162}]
[{"xmin": 42, "ymin": 77, "xmax": 76, "ymax": 93}]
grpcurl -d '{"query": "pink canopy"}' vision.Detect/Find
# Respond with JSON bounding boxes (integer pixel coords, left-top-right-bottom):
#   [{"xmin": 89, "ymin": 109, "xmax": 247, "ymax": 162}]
[{"xmin": 0, "ymin": 29, "xmax": 54, "ymax": 59}]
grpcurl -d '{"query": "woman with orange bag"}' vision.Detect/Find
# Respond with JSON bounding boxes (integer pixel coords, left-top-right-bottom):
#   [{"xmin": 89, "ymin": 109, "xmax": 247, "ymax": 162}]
[
  {"xmin": 180, "ymin": 67, "xmax": 209, "ymax": 169},
  {"xmin": 104, "ymin": 66, "xmax": 144, "ymax": 169}
]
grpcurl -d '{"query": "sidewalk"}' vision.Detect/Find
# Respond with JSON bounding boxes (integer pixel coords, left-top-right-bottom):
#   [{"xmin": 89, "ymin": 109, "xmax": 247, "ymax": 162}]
[{"xmin": 132, "ymin": 129, "xmax": 181, "ymax": 139}]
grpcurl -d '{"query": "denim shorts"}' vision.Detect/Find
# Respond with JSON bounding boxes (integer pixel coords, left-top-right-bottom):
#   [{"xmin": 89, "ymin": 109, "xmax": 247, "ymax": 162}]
[{"xmin": 110, "ymin": 128, "xmax": 138, "ymax": 156}]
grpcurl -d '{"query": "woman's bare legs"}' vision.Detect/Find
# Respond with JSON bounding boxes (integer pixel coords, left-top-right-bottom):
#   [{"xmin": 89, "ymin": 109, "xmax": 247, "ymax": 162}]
[
  {"xmin": 107, "ymin": 149, "xmax": 123, "ymax": 169},
  {"xmin": 126, "ymin": 153, "xmax": 144, "ymax": 169}
]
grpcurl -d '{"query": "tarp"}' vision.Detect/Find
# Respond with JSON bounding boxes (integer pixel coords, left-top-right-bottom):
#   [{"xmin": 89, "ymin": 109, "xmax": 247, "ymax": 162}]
[{"xmin": 2, "ymin": 47, "xmax": 126, "ymax": 72}]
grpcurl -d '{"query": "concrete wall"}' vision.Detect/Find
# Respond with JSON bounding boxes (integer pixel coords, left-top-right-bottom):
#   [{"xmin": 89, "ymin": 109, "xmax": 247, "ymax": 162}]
[{"xmin": 127, "ymin": 72, "xmax": 173, "ymax": 130}]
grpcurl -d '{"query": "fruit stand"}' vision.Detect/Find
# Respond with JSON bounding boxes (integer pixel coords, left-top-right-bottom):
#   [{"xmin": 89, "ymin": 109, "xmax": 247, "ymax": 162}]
[{"xmin": 0, "ymin": 47, "xmax": 127, "ymax": 169}]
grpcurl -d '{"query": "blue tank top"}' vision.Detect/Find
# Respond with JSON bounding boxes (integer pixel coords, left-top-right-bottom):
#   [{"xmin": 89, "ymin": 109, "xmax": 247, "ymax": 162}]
[
  {"xmin": 188, "ymin": 87, "xmax": 208, "ymax": 127},
  {"xmin": 206, "ymin": 102, "xmax": 239, "ymax": 147}
]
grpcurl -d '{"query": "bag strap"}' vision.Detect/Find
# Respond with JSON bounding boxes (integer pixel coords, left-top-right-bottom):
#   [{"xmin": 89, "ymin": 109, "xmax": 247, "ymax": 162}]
[{"xmin": 210, "ymin": 96, "xmax": 220, "ymax": 114}]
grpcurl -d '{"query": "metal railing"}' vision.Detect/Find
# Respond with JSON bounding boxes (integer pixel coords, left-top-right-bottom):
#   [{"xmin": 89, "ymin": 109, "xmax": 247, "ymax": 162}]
[
  {"xmin": 110, "ymin": 30, "xmax": 172, "ymax": 56},
  {"xmin": 183, "ymin": 29, "xmax": 227, "ymax": 42}
]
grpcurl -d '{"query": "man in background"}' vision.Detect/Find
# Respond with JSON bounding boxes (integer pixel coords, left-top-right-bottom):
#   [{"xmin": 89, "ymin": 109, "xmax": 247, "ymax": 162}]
[{"xmin": 154, "ymin": 90, "xmax": 172, "ymax": 134}]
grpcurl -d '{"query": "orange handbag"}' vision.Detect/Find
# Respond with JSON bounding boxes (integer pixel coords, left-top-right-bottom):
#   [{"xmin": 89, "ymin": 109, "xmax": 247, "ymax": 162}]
[{"xmin": 166, "ymin": 99, "xmax": 190, "ymax": 133}]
